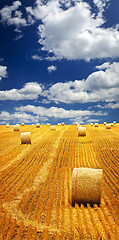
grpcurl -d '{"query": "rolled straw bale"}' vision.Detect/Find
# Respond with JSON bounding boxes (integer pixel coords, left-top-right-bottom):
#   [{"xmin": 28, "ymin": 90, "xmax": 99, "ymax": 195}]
[
  {"xmin": 90, "ymin": 123, "xmax": 93, "ymax": 126},
  {"xmin": 47, "ymin": 123, "xmax": 50, "ymax": 126},
  {"xmin": 21, "ymin": 123, "xmax": 24, "ymax": 126},
  {"xmin": 36, "ymin": 123, "xmax": 40, "ymax": 128},
  {"xmin": 75, "ymin": 122, "xmax": 78, "ymax": 125},
  {"xmin": 13, "ymin": 124, "xmax": 20, "ymax": 131},
  {"xmin": 21, "ymin": 132, "xmax": 31, "ymax": 144},
  {"xmin": 106, "ymin": 124, "xmax": 111, "ymax": 129},
  {"xmin": 6, "ymin": 124, "xmax": 9, "ymax": 128},
  {"xmin": 72, "ymin": 168, "xmax": 103, "ymax": 205},
  {"xmin": 50, "ymin": 126, "xmax": 56, "ymax": 131},
  {"xmin": 104, "ymin": 122, "xmax": 106, "ymax": 125},
  {"xmin": 62, "ymin": 122, "xmax": 65, "ymax": 126},
  {"xmin": 111, "ymin": 123, "xmax": 114, "ymax": 127},
  {"xmin": 58, "ymin": 123, "xmax": 61, "ymax": 126},
  {"xmin": 95, "ymin": 123, "xmax": 98, "ymax": 127},
  {"xmin": 113, "ymin": 121, "xmax": 116, "ymax": 124},
  {"xmin": 78, "ymin": 127, "xmax": 86, "ymax": 137}
]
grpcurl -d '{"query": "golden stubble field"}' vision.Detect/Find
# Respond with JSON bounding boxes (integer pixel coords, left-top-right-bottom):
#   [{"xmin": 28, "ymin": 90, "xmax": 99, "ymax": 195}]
[{"xmin": 0, "ymin": 123, "xmax": 119, "ymax": 239}]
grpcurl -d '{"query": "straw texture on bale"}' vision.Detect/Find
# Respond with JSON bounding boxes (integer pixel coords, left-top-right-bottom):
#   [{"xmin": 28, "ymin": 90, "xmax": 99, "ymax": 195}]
[
  {"xmin": 36, "ymin": 123, "xmax": 40, "ymax": 128},
  {"xmin": 13, "ymin": 124, "xmax": 20, "ymax": 131},
  {"xmin": 72, "ymin": 168, "xmax": 103, "ymax": 205},
  {"xmin": 106, "ymin": 124, "xmax": 111, "ymax": 129},
  {"xmin": 95, "ymin": 123, "xmax": 98, "ymax": 127},
  {"xmin": 21, "ymin": 132, "xmax": 31, "ymax": 144},
  {"xmin": 50, "ymin": 126, "xmax": 56, "ymax": 131},
  {"xmin": 78, "ymin": 127, "xmax": 86, "ymax": 137}
]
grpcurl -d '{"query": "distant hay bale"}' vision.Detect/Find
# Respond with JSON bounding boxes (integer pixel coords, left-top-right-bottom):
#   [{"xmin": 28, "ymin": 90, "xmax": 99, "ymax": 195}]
[
  {"xmin": 75, "ymin": 122, "xmax": 78, "ymax": 125},
  {"xmin": 50, "ymin": 126, "xmax": 56, "ymax": 131},
  {"xmin": 104, "ymin": 122, "xmax": 106, "ymax": 125},
  {"xmin": 78, "ymin": 127, "xmax": 86, "ymax": 137},
  {"xmin": 58, "ymin": 123, "xmax": 61, "ymax": 126},
  {"xmin": 62, "ymin": 123, "xmax": 65, "ymax": 126},
  {"xmin": 21, "ymin": 132, "xmax": 31, "ymax": 144},
  {"xmin": 36, "ymin": 123, "xmax": 40, "ymax": 128},
  {"xmin": 6, "ymin": 124, "xmax": 9, "ymax": 128},
  {"xmin": 90, "ymin": 123, "xmax": 93, "ymax": 126},
  {"xmin": 113, "ymin": 121, "xmax": 116, "ymax": 124},
  {"xmin": 106, "ymin": 124, "xmax": 111, "ymax": 129},
  {"xmin": 47, "ymin": 123, "xmax": 50, "ymax": 126},
  {"xmin": 13, "ymin": 124, "xmax": 20, "ymax": 131},
  {"xmin": 95, "ymin": 123, "xmax": 98, "ymax": 127},
  {"xmin": 72, "ymin": 168, "xmax": 103, "ymax": 205},
  {"xmin": 21, "ymin": 123, "xmax": 24, "ymax": 126},
  {"xmin": 111, "ymin": 123, "xmax": 114, "ymax": 127}
]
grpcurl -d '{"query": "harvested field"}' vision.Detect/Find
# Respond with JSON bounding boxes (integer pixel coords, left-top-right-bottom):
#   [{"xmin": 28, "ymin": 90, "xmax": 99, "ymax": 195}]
[{"xmin": 0, "ymin": 124, "xmax": 119, "ymax": 239}]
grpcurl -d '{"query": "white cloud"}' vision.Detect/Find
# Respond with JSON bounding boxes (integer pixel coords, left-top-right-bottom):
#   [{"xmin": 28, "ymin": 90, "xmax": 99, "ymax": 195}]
[
  {"xmin": 0, "ymin": 111, "xmax": 39, "ymax": 123},
  {"xmin": 96, "ymin": 62, "xmax": 110, "ymax": 70},
  {"xmin": 42, "ymin": 62, "xmax": 119, "ymax": 103},
  {"xmin": 0, "ymin": 65, "xmax": 7, "ymax": 81},
  {"xmin": 0, "ymin": 1, "xmax": 27, "ymax": 29},
  {"xmin": 32, "ymin": 55, "xmax": 43, "ymax": 61},
  {"xmin": 0, "ymin": 62, "xmax": 119, "ymax": 105},
  {"xmin": 0, "ymin": 82, "xmax": 42, "ymax": 100},
  {"xmin": 26, "ymin": 0, "xmax": 119, "ymax": 61},
  {"xmin": 15, "ymin": 105, "xmax": 104, "ymax": 120},
  {"xmin": 47, "ymin": 65, "xmax": 57, "ymax": 73},
  {"xmin": 93, "ymin": 0, "xmax": 110, "ymax": 13},
  {"xmin": 104, "ymin": 102, "xmax": 119, "ymax": 109}
]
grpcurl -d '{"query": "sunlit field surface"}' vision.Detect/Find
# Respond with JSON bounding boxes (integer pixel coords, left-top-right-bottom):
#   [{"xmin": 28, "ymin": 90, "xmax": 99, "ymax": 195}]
[{"xmin": 0, "ymin": 124, "xmax": 119, "ymax": 239}]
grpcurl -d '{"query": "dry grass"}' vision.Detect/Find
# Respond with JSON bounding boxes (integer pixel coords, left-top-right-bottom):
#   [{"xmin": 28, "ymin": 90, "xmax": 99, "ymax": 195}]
[{"xmin": 0, "ymin": 123, "xmax": 119, "ymax": 239}]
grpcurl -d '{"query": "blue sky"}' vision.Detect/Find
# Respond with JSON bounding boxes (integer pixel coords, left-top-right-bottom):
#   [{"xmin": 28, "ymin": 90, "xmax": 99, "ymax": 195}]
[{"xmin": 0, "ymin": 0, "xmax": 119, "ymax": 125}]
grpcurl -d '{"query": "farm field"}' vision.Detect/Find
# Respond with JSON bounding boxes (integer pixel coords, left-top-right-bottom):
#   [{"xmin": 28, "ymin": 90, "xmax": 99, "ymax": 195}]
[{"xmin": 0, "ymin": 123, "xmax": 119, "ymax": 239}]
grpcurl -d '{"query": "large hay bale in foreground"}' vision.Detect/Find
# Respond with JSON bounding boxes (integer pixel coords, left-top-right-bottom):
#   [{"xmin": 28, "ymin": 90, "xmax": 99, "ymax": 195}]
[
  {"xmin": 36, "ymin": 123, "xmax": 40, "ymax": 128},
  {"xmin": 106, "ymin": 124, "xmax": 111, "ymax": 129},
  {"xmin": 50, "ymin": 126, "xmax": 56, "ymax": 131},
  {"xmin": 72, "ymin": 168, "xmax": 103, "ymax": 205},
  {"xmin": 13, "ymin": 124, "xmax": 20, "ymax": 131},
  {"xmin": 78, "ymin": 127, "xmax": 86, "ymax": 137},
  {"xmin": 21, "ymin": 132, "xmax": 31, "ymax": 144}
]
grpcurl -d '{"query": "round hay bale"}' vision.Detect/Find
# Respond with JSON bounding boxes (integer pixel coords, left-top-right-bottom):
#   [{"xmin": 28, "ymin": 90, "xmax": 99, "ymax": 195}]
[
  {"xmin": 113, "ymin": 121, "xmax": 116, "ymax": 124},
  {"xmin": 21, "ymin": 132, "xmax": 31, "ymax": 144},
  {"xmin": 47, "ymin": 123, "xmax": 50, "ymax": 126},
  {"xmin": 90, "ymin": 123, "xmax": 93, "ymax": 126},
  {"xmin": 78, "ymin": 127, "xmax": 86, "ymax": 137},
  {"xmin": 95, "ymin": 123, "xmax": 98, "ymax": 127},
  {"xmin": 21, "ymin": 123, "xmax": 24, "ymax": 126},
  {"xmin": 58, "ymin": 123, "xmax": 61, "ymax": 126},
  {"xmin": 111, "ymin": 123, "xmax": 114, "ymax": 127},
  {"xmin": 13, "ymin": 124, "xmax": 20, "ymax": 131},
  {"xmin": 50, "ymin": 126, "xmax": 56, "ymax": 131},
  {"xmin": 72, "ymin": 168, "xmax": 103, "ymax": 205},
  {"xmin": 106, "ymin": 124, "xmax": 111, "ymax": 129},
  {"xmin": 36, "ymin": 123, "xmax": 40, "ymax": 128},
  {"xmin": 62, "ymin": 122, "xmax": 65, "ymax": 126},
  {"xmin": 104, "ymin": 122, "xmax": 106, "ymax": 125},
  {"xmin": 6, "ymin": 124, "xmax": 9, "ymax": 128}
]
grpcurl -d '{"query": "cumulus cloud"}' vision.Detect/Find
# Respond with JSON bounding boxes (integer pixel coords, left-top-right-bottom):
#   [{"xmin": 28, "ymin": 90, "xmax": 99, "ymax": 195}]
[
  {"xmin": 26, "ymin": 0, "xmax": 119, "ymax": 61},
  {"xmin": 31, "ymin": 55, "xmax": 43, "ymax": 61},
  {"xmin": 0, "ymin": 62, "xmax": 119, "ymax": 105},
  {"xmin": 0, "ymin": 1, "xmax": 27, "ymax": 30},
  {"xmin": 0, "ymin": 65, "xmax": 7, "ymax": 80},
  {"xmin": 47, "ymin": 65, "xmax": 57, "ymax": 73},
  {"xmin": 0, "ymin": 110, "xmax": 40, "ymax": 123},
  {"xmin": 0, "ymin": 82, "xmax": 42, "ymax": 100},
  {"xmin": 15, "ymin": 105, "xmax": 104, "ymax": 120}
]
